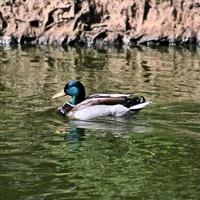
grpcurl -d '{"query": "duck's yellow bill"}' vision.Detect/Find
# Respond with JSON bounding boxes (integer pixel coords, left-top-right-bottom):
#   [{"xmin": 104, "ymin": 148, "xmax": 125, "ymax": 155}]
[{"xmin": 52, "ymin": 89, "xmax": 65, "ymax": 99}]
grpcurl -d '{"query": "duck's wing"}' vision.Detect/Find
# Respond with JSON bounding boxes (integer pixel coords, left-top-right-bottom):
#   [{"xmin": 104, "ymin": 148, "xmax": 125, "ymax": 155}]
[
  {"xmin": 72, "ymin": 96, "xmax": 127, "ymax": 112},
  {"xmin": 86, "ymin": 93, "xmax": 131, "ymax": 99}
]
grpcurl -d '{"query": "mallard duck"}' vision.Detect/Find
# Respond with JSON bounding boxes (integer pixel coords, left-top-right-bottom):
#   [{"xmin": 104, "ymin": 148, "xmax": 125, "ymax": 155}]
[{"xmin": 52, "ymin": 80, "xmax": 149, "ymax": 120}]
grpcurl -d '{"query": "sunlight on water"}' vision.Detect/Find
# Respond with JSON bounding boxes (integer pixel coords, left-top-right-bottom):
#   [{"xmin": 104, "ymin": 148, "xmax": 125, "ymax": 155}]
[{"xmin": 0, "ymin": 46, "xmax": 200, "ymax": 200}]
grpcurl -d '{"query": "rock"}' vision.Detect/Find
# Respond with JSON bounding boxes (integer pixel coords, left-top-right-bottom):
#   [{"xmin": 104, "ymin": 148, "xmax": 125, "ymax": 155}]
[{"xmin": 0, "ymin": 0, "xmax": 199, "ymax": 47}]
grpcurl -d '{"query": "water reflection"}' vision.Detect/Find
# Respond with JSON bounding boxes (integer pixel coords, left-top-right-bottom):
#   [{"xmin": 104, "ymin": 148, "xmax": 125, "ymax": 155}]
[
  {"xmin": 0, "ymin": 46, "xmax": 200, "ymax": 200},
  {"xmin": 64, "ymin": 125, "xmax": 85, "ymax": 152},
  {"xmin": 1, "ymin": 46, "xmax": 199, "ymax": 104},
  {"xmin": 52, "ymin": 112, "xmax": 153, "ymax": 152}
]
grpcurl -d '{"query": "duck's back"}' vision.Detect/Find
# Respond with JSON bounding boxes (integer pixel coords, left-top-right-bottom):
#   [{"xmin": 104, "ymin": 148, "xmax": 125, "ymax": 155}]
[
  {"xmin": 77, "ymin": 94, "xmax": 145, "ymax": 109},
  {"xmin": 69, "ymin": 94, "xmax": 144, "ymax": 115},
  {"xmin": 72, "ymin": 94, "xmax": 130, "ymax": 111},
  {"xmin": 86, "ymin": 93, "xmax": 131, "ymax": 99}
]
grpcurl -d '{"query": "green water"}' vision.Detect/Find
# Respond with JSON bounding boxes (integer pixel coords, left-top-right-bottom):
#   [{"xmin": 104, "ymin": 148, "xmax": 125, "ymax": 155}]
[{"xmin": 0, "ymin": 46, "xmax": 200, "ymax": 200}]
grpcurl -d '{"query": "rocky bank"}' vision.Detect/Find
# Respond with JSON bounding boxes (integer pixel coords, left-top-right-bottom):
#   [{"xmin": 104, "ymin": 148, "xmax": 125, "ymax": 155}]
[{"xmin": 0, "ymin": 0, "xmax": 200, "ymax": 47}]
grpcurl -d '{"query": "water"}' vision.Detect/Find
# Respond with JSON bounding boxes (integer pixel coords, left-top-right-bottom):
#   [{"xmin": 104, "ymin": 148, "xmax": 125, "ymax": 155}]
[{"xmin": 0, "ymin": 45, "xmax": 200, "ymax": 200}]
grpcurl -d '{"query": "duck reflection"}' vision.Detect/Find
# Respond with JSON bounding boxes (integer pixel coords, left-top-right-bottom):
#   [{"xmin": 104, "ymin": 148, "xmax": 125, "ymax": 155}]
[
  {"xmin": 63, "ymin": 114, "xmax": 150, "ymax": 151},
  {"xmin": 64, "ymin": 124, "xmax": 85, "ymax": 152}
]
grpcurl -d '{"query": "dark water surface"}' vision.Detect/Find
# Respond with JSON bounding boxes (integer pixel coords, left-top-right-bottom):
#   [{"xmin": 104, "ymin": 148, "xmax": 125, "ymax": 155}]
[{"xmin": 0, "ymin": 46, "xmax": 200, "ymax": 200}]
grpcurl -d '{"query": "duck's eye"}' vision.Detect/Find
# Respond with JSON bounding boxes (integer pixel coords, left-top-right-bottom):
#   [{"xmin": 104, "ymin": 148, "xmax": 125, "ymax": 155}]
[{"xmin": 67, "ymin": 86, "xmax": 78, "ymax": 96}]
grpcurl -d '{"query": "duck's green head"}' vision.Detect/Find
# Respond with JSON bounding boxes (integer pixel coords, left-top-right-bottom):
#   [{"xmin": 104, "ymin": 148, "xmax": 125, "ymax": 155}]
[{"xmin": 52, "ymin": 80, "xmax": 86, "ymax": 105}]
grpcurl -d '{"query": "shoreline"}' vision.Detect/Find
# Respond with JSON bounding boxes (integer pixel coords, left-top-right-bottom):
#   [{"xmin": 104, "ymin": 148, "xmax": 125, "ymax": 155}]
[{"xmin": 0, "ymin": 0, "xmax": 199, "ymax": 47}]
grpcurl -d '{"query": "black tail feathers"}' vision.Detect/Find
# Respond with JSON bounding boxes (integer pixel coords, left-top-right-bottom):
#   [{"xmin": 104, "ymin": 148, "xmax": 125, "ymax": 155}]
[{"xmin": 122, "ymin": 96, "xmax": 146, "ymax": 108}]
